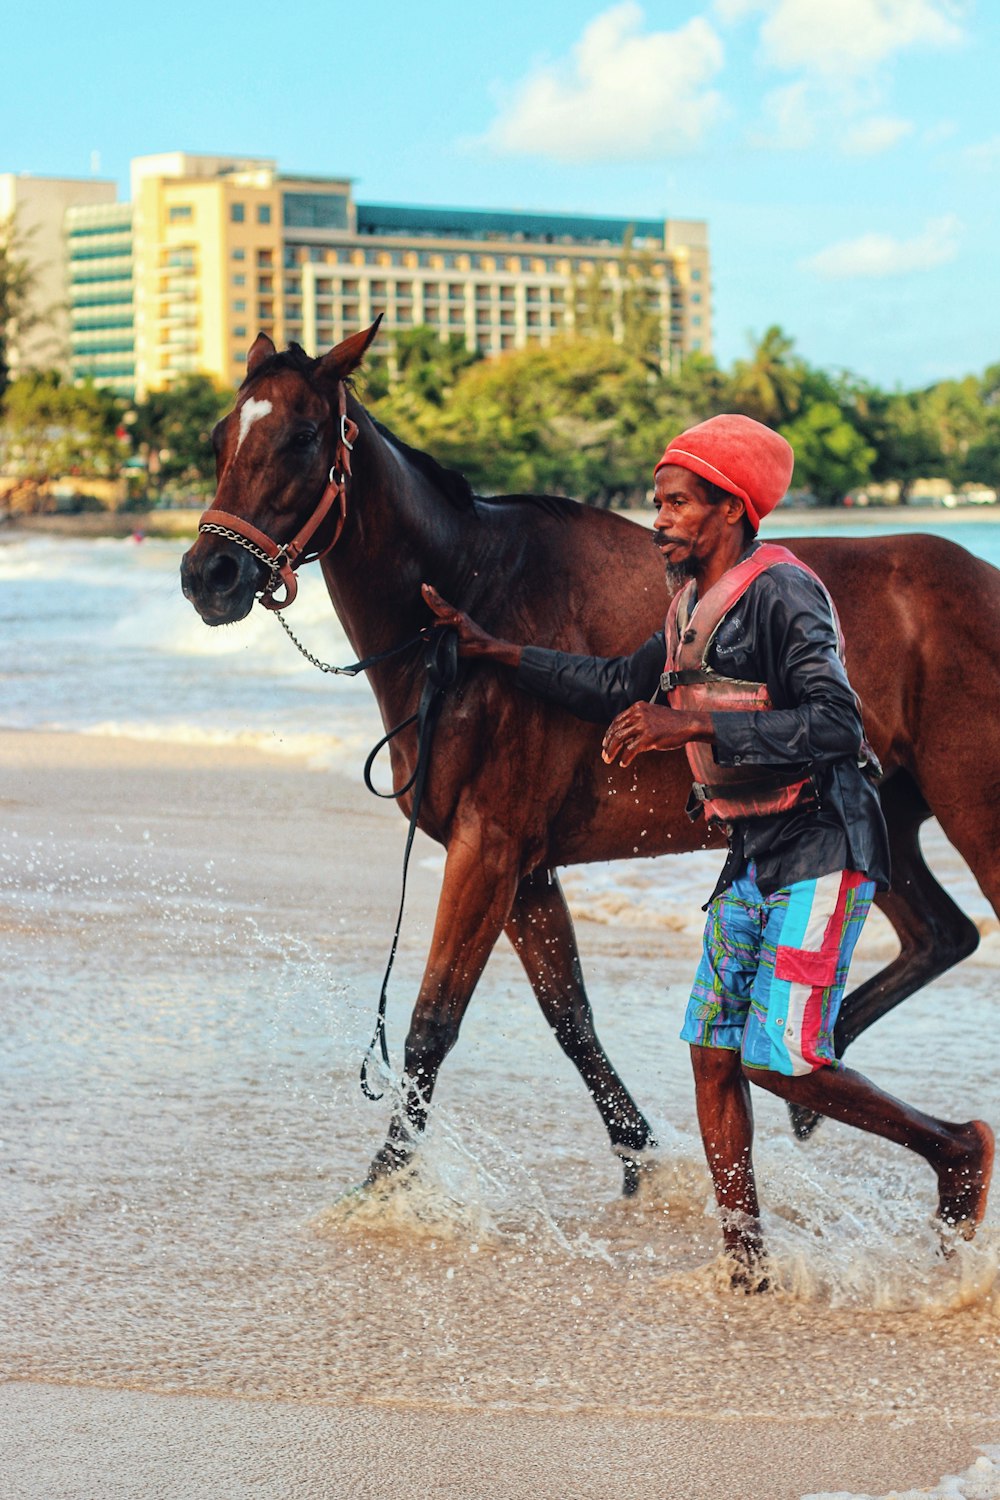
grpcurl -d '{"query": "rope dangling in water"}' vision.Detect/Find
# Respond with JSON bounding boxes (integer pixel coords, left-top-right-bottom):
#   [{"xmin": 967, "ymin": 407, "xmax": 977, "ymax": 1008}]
[{"xmin": 359, "ymin": 627, "xmax": 459, "ymax": 1101}]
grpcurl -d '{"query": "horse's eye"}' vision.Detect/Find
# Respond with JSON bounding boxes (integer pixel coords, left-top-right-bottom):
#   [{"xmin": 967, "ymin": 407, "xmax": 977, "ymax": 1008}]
[{"xmin": 291, "ymin": 428, "xmax": 317, "ymax": 450}]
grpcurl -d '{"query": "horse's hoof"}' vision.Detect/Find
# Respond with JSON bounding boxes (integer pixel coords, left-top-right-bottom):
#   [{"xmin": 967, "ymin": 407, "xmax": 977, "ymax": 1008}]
[
  {"xmin": 364, "ymin": 1140, "xmax": 413, "ymax": 1185},
  {"xmin": 616, "ymin": 1142, "xmax": 658, "ymax": 1196},
  {"xmin": 787, "ymin": 1102, "xmax": 823, "ymax": 1140}
]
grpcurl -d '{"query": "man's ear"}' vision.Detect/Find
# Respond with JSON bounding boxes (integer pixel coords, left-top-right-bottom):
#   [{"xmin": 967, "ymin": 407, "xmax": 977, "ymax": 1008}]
[
  {"xmin": 725, "ymin": 492, "xmax": 748, "ymax": 528},
  {"xmin": 316, "ymin": 317, "xmax": 383, "ymax": 384}
]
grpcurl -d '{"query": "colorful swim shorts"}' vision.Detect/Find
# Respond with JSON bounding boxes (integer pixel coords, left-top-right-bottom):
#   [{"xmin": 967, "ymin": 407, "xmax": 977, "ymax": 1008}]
[{"xmin": 680, "ymin": 864, "xmax": 875, "ymax": 1076}]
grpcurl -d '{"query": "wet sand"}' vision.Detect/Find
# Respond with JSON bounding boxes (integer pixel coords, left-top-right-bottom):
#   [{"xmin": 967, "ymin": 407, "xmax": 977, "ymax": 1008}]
[{"xmin": 2, "ymin": 730, "xmax": 997, "ymax": 1500}]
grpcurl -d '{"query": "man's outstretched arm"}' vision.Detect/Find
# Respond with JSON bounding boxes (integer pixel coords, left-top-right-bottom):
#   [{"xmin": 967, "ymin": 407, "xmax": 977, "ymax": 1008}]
[{"xmin": 422, "ymin": 582, "xmax": 666, "ymax": 725}]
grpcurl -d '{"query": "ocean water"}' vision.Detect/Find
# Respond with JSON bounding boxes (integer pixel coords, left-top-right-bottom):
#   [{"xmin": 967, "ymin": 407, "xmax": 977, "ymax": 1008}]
[{"xmin": 1, "ymin": 517, "xmax": 998, "ymax": 1499}]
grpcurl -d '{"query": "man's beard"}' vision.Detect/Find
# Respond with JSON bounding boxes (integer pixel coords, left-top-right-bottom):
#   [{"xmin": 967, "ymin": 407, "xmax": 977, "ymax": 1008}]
[{"xmin": 664, "ymin": 554, "xmax": 698, "ymax": 593}]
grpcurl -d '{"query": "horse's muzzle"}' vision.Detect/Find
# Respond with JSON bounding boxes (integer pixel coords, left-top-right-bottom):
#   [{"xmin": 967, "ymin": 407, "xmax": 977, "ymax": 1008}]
[{"xmin": 180, "ymin": 536, "xmax": 264, "ymax": 625}]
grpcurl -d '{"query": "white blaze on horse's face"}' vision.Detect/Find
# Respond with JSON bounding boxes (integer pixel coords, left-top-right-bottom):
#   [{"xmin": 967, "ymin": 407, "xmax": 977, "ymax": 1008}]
[{"xmin": 235, "ymin": 395, "xmax": 273, "ymax": 457}]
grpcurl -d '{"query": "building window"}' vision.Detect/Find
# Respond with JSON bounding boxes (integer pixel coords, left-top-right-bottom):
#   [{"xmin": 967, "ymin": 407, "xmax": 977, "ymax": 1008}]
[
  {"xmin": 257, "ymin": 204, "xmax": 272, "ymax": 225},
  {"xmin": 231, "ymin": 203, "xmax": 246, "ymax": 224},
  {"xmin": 234, "ymin": 300, "xmax": 246, "ymax": 312},
  {"xmin": 282, "ymin": 191, "xmax": 349, "ymax": 230},
  {"xmin": 233, "ymin": 274, "xmax": 246, "ymax": 287},
  {"xmin": 233, "ymin": 325, "xmax": 247, "ymax": 338},
  {"xmin": 692, "ymin": 269, "xmax": 702, "ymax": 280},
  {"xmin": 257, "ymin": 249, "xmax": 273, "ymax": 267},
  {"xmin": 168, "ymin": 205, "xmax": 192, "ymax": 222},
  {"xmin": 233, "ymin": 248, "xmax": 246, "ymax": 261}
]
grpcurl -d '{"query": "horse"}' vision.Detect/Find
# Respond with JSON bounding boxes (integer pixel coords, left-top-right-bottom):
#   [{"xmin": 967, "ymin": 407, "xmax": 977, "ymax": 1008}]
[{"xmin": 180, "ymin": 322, "xmax": 1000, "ymax": 1193}]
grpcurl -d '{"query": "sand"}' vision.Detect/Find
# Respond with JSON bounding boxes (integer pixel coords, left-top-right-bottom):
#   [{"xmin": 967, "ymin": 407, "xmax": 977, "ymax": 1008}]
[{"xmin": 1, "ymin": 730, "xmax": 996, "ymax": 1500}]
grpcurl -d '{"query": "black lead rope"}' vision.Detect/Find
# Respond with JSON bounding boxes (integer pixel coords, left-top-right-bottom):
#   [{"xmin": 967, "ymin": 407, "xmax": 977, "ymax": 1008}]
[{"xmin": 358, "ymin": 626, "xmax": 459, "ymax": 1101}]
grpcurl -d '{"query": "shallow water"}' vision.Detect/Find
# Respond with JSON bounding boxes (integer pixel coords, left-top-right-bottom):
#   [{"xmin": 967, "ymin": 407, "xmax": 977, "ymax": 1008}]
[
  {"xmin": 2, "ymin": 753, "xmax": 997, "ymax": 1416},
  {"xmin": 1, "ymin": 521, "xmax": 999, "ymax": 1496}
]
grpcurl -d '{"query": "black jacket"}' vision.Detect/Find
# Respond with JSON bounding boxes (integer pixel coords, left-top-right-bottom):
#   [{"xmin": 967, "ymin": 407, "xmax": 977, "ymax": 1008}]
[{"xmin": 515, "ymin": 551, "xmax": 890, "ymax": 901}]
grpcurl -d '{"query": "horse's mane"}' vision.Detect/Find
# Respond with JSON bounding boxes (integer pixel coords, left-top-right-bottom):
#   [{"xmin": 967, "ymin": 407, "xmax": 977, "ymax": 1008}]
[
  {"xmin": 242, "ymin": 343, "xmax": 578, "ymax": 521},
  {"xmin": 369, "ymin": 418, "xmax": 477, "ymax": 511}
]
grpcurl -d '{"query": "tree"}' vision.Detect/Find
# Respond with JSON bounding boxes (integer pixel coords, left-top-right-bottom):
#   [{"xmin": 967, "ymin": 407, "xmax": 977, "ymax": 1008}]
[
  {"xmin": 362, "ymin": 327, "xmax": 480, "ymax": 445},
  {"xmin": 0, "ymin": 370, "xmax": 124, "ymax": 511},
  {"xmin": 415, "ymin": 337, "xmax": 661, "ymax": 504},
  {"xmin": 728, "ymin": 326, "xmax": 805, "ymax": 426},
  {"xmin": 780, "ymin": 401, "xmax": 875, "ymax": 506},
  {"xmin": 0, "ymin": 215, "xmax": 40, "ymax": 401},
  {"xmin": 850, "ymin": 387, "xmax": 944, "ymax": 502},
  {"xmin": 132, "ymin": 376, "xmax": 233, "ymax": 498},
  {"xmin": 574, "ymin": 228, "xmax": 666, "ymax": 370}
]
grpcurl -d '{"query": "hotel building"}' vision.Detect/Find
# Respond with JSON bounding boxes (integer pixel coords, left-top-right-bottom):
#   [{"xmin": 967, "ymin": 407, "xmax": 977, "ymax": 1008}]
[{"xmin": 58, "ymin": 154, "xmax": 711, "ymax": 399}]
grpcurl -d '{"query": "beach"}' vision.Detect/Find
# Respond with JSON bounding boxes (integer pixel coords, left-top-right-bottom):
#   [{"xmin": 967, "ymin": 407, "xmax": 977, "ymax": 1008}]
[{"xmin": 2, "ymin": 726, "xmax": 998, "ymax": 1500}]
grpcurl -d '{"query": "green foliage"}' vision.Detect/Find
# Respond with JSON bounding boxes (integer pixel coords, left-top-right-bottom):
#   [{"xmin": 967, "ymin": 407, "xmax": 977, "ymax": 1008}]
[
  {"xmin": 780, "ymin": 401, "xmax": 876, "ymax": 506},
  {"xmin": 729, "ymin": 326, "xmax": 805, "ymax": 426},
  {"xmin": 386, "ymin": 337, "xmax": 662, "ymax": 505},
  {"xmin": 1, "ymin": 312, "xmax": 997, "ymax": 511},
  {"xmin": 573, "ymin": 227, "xmax": 665, "ymax": 369},
  {"xmin": 0, "ymin": 370, "xmax": 124, "ymax": 510},
  {"xmin": 132, "ymin": 375, "xmax": 233, "ymax": 496},
  {"xmin": 0, "ymin": 214, "xmax": 40, "ymax": 399},
  {"xmin": 360, "ymin": 328, "xmax": 481, "ymax": 443}
]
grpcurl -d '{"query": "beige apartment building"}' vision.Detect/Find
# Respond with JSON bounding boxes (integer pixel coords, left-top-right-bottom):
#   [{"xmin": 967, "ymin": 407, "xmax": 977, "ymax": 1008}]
[
  {"xmin": 59, "ymin": 153, "xmax": 711, "ymax": 398},
  {"xmin": 0, "ymin": 173, "xmax": 117, "ymax": 378}
]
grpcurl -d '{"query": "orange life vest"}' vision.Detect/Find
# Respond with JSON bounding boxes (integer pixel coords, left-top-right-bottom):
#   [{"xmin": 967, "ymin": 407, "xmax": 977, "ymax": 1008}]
[{"xmin": 661, "ymin": 544, "xmax": 845, "ymax": 826}]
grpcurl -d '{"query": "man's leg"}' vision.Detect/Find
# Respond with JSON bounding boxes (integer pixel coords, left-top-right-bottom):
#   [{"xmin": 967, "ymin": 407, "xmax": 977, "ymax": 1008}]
[
  {"xmin": 742, "ymin": 869, "xmax": 994, "ymax": 1239},
  {"xmin": 745, "ymin": 1063, "xmax": 994, "ymax": 1238},
  {"xmin": 681, "ymin": 872, "xmax": 769, "ymax": 1284},
  {"xmin": 690, "ymin": 1044, "xmax": 766, "ymax": 1283}
]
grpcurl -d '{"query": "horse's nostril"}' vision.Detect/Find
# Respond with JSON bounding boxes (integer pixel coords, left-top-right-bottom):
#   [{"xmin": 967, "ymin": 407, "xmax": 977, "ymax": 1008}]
[{"xmin": 204, "ymin": 552, "xmax": 240, "ymax": 595}]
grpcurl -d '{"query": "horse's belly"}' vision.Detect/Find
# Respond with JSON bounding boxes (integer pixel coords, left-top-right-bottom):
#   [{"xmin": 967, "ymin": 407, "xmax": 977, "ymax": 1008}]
[{"xmin": 545, "ymin": 756, "xmax": 722, "ymax": 867}]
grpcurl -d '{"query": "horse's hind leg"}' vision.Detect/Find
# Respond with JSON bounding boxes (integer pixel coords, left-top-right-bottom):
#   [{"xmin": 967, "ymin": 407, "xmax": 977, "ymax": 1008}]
[
  {"xmin": 788, "ymin": 770, "xmax": 980, "ymax": 1140},
  {"xmin": 504, "ymin": 868, "xmax": 656, "ymax": 1195}
]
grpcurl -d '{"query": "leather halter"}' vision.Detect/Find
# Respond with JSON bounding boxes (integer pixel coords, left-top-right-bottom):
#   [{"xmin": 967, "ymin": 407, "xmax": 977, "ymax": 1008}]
[{"xmin": 197, "ymin": 382, "xmax": 360, "ymax": 611}]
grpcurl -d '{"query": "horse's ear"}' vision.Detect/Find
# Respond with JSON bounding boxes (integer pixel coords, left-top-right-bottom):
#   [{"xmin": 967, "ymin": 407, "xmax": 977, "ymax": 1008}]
[
  {"xmin": 247, "ymin": 332, "xmax": 277, "ymax": 378},
  {"xmin": 316, "ymin": 316, "xmax": 383, "ymax": 383}
]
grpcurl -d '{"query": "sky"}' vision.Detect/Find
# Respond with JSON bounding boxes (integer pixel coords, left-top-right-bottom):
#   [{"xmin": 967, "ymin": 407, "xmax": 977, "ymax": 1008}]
[{"xmin": 4, "ymin": 0, "xmax": 998, "ymax": 389}]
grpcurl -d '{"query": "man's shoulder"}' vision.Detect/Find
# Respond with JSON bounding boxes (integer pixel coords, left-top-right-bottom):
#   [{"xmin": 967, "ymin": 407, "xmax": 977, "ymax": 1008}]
[{"xmin": 745, "ymin": 551, "xmax": 830, "ymax": 608}]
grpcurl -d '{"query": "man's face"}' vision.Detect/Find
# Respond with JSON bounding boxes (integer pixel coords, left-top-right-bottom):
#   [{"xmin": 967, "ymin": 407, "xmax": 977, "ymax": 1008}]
[{"xmin": 651, "ymin": 465, "xmax": 741, "ymax": 585}]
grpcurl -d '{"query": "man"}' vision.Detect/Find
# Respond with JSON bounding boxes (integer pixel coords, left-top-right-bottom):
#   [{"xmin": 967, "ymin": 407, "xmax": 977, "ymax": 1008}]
[{"xmin": 422, "ymin": 413, "xmax": 993, "ymax": 1287}]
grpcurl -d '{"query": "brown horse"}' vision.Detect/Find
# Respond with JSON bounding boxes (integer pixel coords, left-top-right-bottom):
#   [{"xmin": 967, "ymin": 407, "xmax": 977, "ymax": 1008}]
[{"xmin": 181, "ymin": 324, "xmax": 999, "ymax": 1191}]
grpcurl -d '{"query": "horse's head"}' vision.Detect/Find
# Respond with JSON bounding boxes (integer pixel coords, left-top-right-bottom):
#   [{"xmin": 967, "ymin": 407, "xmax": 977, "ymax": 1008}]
[{"xmin": 180, "ymin": 320, "xmax": 381, "ymax": 625}]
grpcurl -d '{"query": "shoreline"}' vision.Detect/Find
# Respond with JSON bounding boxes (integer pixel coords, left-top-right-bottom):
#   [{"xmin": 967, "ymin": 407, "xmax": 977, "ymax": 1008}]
[
  {"xmin": 2, "ymin": 500, "xmax": 1000, "ymax": 543},
  {"xmin": 2, "ymin": 1380, "xmax": 996, "ymax": 1500}
]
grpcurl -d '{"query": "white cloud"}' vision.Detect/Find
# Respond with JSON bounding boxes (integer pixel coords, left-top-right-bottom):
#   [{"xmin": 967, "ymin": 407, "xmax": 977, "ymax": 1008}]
[
  {"xmin": 747, "ymin": 81, "xmax": 817, "ymax": 148},
  {"xmin": 961, "ymin": 134, "xmax": 1000, "ymax": 169},
  {"xmin": 485, "ymin": 3, "xmax": 725, "ymax": 162},
  {"xmin": 802, "ymin": 215, "xmax": 961, "ymax": 278},
  {"xmin": 722, "ymin": 0, "xmax": 967, "ymax": 77},
  {"xmin": 842, "ymin": 115, "xmax": 914, "ymax": 154}
]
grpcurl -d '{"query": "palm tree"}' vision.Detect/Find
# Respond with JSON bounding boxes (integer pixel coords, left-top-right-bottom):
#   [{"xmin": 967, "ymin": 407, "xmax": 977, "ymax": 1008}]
[{"xmin": 728, "ymin": 325, "xmax": 804, "ymax": 426}]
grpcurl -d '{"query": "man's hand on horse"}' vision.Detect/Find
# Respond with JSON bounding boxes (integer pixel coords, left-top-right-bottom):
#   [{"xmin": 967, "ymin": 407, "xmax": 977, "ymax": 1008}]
[
  {"xmin": 602, "ymin": 703, "xmax": 713, "ymax": 768},
  {"xmin": 421, "ymin": 583, "xmax": 522, "ymax": 667}
]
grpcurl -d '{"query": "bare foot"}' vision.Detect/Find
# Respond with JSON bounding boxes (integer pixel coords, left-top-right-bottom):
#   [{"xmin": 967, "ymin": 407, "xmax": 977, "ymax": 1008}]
[
  {"xmin": 935, "ymin": 1120, "xmax": 994, "ymax": 1240},
  {"xmin": 724, "ymin": 1220, "xmax": 771, "ymax": 1294}
]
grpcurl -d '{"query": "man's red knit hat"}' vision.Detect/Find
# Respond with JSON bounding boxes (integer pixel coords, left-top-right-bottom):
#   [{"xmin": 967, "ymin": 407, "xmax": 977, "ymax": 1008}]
[{"xmin": 654, "ymin": 414, "xmax": 794, "ymax": 531}]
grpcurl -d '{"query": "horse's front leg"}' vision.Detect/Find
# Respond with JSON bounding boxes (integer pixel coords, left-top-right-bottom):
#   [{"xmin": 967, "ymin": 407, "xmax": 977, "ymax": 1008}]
[
  {"xmin": 366, "ymin": 817, "xmax": 520, "ymax": 1181},
  {"xmin": 504, "ymin": 868, "xmax": 656, "ymax": 1195}
]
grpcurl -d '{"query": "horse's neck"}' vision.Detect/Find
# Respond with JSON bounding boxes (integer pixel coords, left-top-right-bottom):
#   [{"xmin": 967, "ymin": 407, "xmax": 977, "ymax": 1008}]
[{"xmin": 320, "ymin": 408, "xmax": 470, "ymax": 712}]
